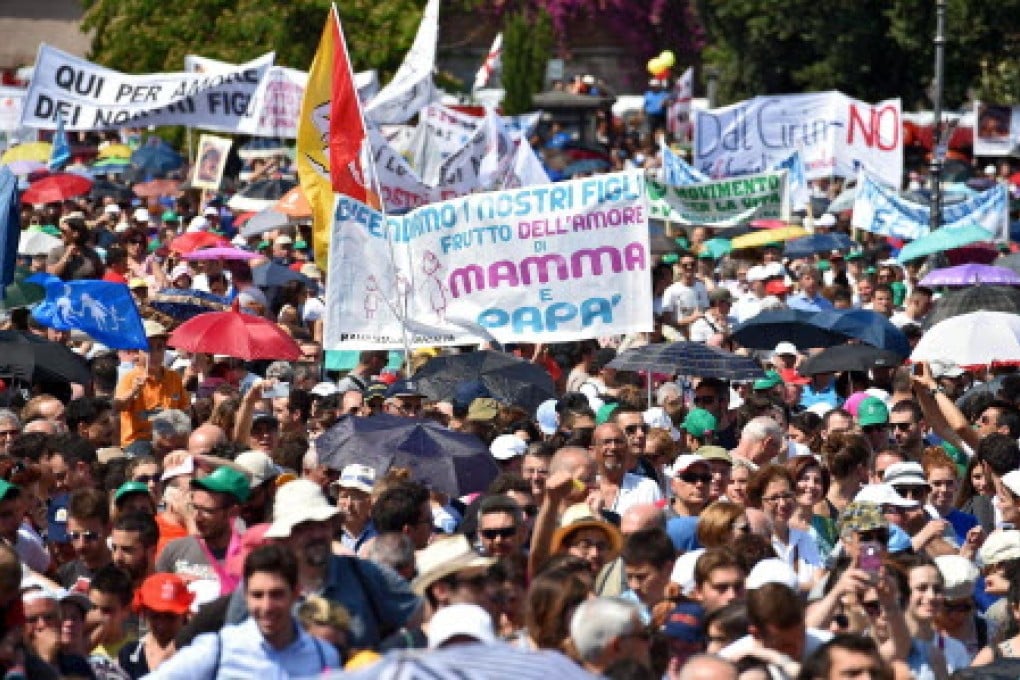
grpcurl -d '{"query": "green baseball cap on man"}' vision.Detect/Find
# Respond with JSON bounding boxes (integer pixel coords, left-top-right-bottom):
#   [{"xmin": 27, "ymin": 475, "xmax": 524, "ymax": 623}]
[
  {"xmin": 114, "ymin": 481, "xmax": 150, "ymax": 506},
  {"xmin": 0, "ymin": 480, "xmax": 20, "ymax": 502},
  {"xmin": 681, "ymin": 408, "xmax": 717, "ymax": 438},
  {"xmin": 857, "ymin": 397, "xmax": 889, "ymax": 427},
  {"xmin": 753, "ymin": 370, "xmax": 783, "ymax": 391},
  {"xmin": 191, "ymin": 467, "xmax": 251, "ymax": 504}
]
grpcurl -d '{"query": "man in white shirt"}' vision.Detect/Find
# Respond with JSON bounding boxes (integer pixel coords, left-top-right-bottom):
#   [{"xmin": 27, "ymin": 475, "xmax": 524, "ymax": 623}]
[
  {"xmin": 591, "ymin": 423, "xmax": 662, "ymax": 517},
  {"xmin": 661, "ymin": 253, "xmax": 709, "ymax": 337}
]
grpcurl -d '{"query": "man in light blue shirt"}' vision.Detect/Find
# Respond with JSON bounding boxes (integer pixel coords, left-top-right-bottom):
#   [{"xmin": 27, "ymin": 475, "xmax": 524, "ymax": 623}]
[
  {"xmin": 145, "ymin": 545, "xmax": 339, "ymax": 679},
  {"xmin": 786, "ymin": 265, "xmax": 834, "ymax": 312}
]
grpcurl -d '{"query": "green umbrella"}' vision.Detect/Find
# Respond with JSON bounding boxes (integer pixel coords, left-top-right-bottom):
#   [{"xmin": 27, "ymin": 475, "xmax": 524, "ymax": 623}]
[
  {"xmin": 896, "ymin": 223, "xmax": 995, "ymax": 263},
  {"xmin": 0, "ymin": 269, "xmax": 45, "ymax": 311},
  {"xmin": 700, "ymin": 237, "xmax": 732, "ymax": 260}
]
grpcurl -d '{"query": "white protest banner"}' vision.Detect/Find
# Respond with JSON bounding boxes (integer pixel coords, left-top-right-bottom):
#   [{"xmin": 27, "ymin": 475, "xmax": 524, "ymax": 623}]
[
  {"xmin": 660, "ymin": 141, "xmax": 709, "ymax": 186},
  {"xmin": 21, "ymin": 44, "xmax": 274, "ymax": 132},
  {"xmin": 192, "ymin": 134, "xmax": 232, "ymax": 190},
  {"xmin": 648, "ymin": 170, "xmax": 789, "ymax": 226},
  {"xmin": 324, "ymin": 171, "xmax": 653, "ymax": 348},
  {"xmin": 370, "ymin": 127, "xmax": 451, "ymax": 212},
  {"xmin": 364, "ymin": 0, "xmax": 439, "ymax": 124},
  {"xmin": 694, "ymin": 91, "xmax": 902, "ymax": 188},
  {"xmin": 973, "ymin": 102, "xmax": 1020, "ymax": 157},
  {"xmin": 409, "ymin": 104, "xmax": 480, "ymax": 185},
  {"xmin": 668, "ymin": 67, "xmax": 693, "ymax": 142},
  {"xmin": 502, "ymin": 139, "xmax": 550, "ymax": 189},
  {"xmin": 851, "ymin": 169, "xmax": 1008, "ymax": 241}
]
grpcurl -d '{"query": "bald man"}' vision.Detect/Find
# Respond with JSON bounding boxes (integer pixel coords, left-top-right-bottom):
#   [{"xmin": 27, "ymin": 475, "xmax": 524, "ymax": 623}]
[
  {"xmin": 678, "ymin": 655, "xmax": 738, "ymax": 680},
  {"xmin": 188, "ymin": 423, "xmax": 226, "ymax": 456}
]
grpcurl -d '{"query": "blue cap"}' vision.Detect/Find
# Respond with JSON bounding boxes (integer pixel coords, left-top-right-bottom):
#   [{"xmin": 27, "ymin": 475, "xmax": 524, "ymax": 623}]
[
  {"xmin": 385, "ymin": 379, "xmax": 424, "ymax": 399},
  {"xmin": 47, "ymin": 493, "xmax": 70, "ymax": 544},
  {"xmin": 662, "ymin": 601, "xmax": 705, "ymax": 642},
  {"xmin": 453, "ymin": 380, "xmax": 490, "ymax": 410}
]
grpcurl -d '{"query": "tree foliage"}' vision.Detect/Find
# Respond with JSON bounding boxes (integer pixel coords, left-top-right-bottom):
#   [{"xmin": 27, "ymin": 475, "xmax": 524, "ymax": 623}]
[
  {"xmin": 696, "ymin": 0, "xmax": 1020, "ymax": 108},
  {"xmin": 501, "ymin": 8, "xmax": 553, "ymax": 115},
  {"xmin": 79, "ymin": 0, "xmax": 429, "ymax": 77}
]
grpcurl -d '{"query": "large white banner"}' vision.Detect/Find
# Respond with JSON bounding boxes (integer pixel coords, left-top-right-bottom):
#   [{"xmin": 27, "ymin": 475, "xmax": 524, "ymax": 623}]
[
  {"xmin": 648, "ymin": 170, "xmax": 789, "ymax": 226},
  {"xmin": 324, "ymin": 171, "xmax": 653, "ymax": 348},
  {"xmin": 364, "ymin": 0, "xmax": 439, "ymax": 125},
  {"xmin": 694, "ymin": 91, "xmax": 902, "ymax": 188},
  {"xmin": 20, "ymin": 44, "xmax": 274, "ymax": 132}
]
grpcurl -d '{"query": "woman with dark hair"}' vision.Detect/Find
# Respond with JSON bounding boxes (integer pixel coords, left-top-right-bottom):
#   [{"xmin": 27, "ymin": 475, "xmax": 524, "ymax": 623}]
[
  {"xmin": 818, "ymin": 432, "xmax": 871, "ymax": 522},
  {"xmin": 956, "ymin": 456, "xmax": 995, "ymax": 533},
  {"xmin": 787, "ymin": 455, "xmax": 837, "ymax": 558},
  {"xmin": 47, "ymin": 215, "xmax": 104, "ymax": 280},
  {"xmin": 524, "ymin": 567, "xmax": 592, "ymax": 653},
  {"xmin": 788, "ymin": 411, "xmax": 823, "ymax": 452}
]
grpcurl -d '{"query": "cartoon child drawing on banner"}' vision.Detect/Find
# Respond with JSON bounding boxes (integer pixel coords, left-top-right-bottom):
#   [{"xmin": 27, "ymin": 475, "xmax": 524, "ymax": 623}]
[
  {"xmin": 364, "ymin": 275, "xmax": 382, "ymax": 319},
  {"xmin": 420, "ymin": 250, "xmax": 448, "ymax": 322}
]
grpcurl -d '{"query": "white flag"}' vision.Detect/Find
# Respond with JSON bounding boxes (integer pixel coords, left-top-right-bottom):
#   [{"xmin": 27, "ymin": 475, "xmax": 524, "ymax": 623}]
[
  {"xmin": 364, "ymin": 0, "xmax": 439, "ymax": 125},
  {"xmin": 473, "ymin": 33, "xmax": 502, "ymax": 91},
  {"xmin": 668, "ymin": 67, "xmax": 693, "ymax": 141}
]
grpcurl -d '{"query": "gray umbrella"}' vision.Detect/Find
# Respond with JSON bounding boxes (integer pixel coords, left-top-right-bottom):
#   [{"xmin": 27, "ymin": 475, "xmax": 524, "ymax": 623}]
[{"xmin": 241, "ymin": 208, "xmax": 299, "ymax": 238}]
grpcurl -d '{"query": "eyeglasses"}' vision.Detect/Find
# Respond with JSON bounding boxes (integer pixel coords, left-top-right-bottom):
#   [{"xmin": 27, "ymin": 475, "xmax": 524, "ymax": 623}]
[
  {"xmin": 679, "ymin": 262, "xmax": 696, "ymax": 269},
  {"xmin": 893, "ymin": 485, "xmax": 928, "ymax": 500},
  {"xmin": 68, "ymin": 530, "xmax": 100, "ymax": 542},
  {"xmin": 762, "ymin": 492, "xmax": 795, "ymax": 504},
  {"xmin": 624, "ymin": 424, "xmax": 649, "ymax": 435},
  {"xmin": 0, "ymin": 429, "xmax": 18, "ymax": 438},
  {"xmin": 133, "ymin": 474, "xmax": 160, "ymax": 484},
  {"xmin": 860, "ymin": 600, "xmax": 882, "ymax": 616},
  {"xmin": 889, "ymin": 422, "xmax": 914, "ymax": 432},
  {"xmin": 680, "ymin": 471, "xmax": 712, "ymax": 485},
  {"xmin": 693, "ymin": 395, "xmax": 717, "ymax": 406},
  {"xmin": 570, "ymin": 538, "xmax": 611, "ymax": 553},
  {"xmin": 479, "ymin": 526, "xmax": 517, "ymax": 540}
]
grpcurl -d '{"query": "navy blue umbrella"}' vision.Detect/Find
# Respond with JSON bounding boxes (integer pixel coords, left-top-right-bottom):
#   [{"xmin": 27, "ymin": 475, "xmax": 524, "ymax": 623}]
[
  {"xmin": 784, "ymin": 232, "xmax": 855, "ymax": 259},
  {"xmin": 729, "ymin": 309, "xmax": 849, "ymax": 350},
  {"xmin": 608, "ymin": 341, "xmax": 765, "ymax": 381},
  {"xmin": 251, "ymin": 261, "xmax": 310, "ymax": 288},
  {"xmin": 149, "ymin": 288, "xmax": 231, "ymax": 321},
  {"xmin": 811, "ymin": 309, "xmax": 911, "ymax": 357},
  {"xmin": 315, "ymin": 414, "xmax": 499, "ymax": 497},
  {"xmin": 131, "ymin": 138, "xmax": 184, "ymax": 176},
  {"xmin": 411, "ymin": 350, "xmax": 555, "ymax": 412},
  {"xmin": 0, "ymin": 168, "xmax": 20, "ymax": 299}
]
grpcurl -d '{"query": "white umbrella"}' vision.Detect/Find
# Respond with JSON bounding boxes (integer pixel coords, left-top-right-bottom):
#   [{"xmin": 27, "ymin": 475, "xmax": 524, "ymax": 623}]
[
  {"xmin": 18, "ymin": 230, "xmax": 61, "ymax": 256},
  {"xmin": 911, "ymin": 310, "xmax": 1020, "ymax": 369}
]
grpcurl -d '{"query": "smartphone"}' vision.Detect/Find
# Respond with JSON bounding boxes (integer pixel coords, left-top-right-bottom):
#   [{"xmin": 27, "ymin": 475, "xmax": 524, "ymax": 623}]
[{"xmin": 859, "ymin": 541, "xmax": 882, "ymax": 574}]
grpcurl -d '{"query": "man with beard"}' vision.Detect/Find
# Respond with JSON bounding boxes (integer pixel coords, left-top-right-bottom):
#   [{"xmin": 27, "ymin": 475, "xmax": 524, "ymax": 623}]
[
  {"xmin": 591, "ymin": 423, "xmax": 662, "ymax": 518},
  {"xmin": 111, "ymin": 512, "xmax": 158, "ymax": 590},
  {"xmin": 233, "ymin": 450, "xmax": 279, "ymax": 526},
  {"xmin": 225, "ymin": 479, "xmax": 421, "ymax": 650}
]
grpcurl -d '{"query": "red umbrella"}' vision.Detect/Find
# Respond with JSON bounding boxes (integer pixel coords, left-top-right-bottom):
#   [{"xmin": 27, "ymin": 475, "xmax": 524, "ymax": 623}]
[
  {"xmin": 133, "ymin": 179, "xmax": 182, "ymax": 198},
  {"xmin": 168, "ymin": 304, "xmax": 302, "ymax": 360},
  {"xmin": 169, "ymin": 232, "xmax": 229, "ymax": 255},
  {"xmin": 21, "ymin": 173, "xmax": 92, "ymax": 204}
]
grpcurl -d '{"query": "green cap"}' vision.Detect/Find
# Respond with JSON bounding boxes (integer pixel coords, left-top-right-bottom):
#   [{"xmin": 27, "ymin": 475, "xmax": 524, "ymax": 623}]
[
  {"xmin": 674, "ymin": 237, "xmax": 689, "ymax": 249},
  {"xmin": 857, "ymin": 397, "xmax": 889, "ymax": 427},
  {"xmin": 753, "ymin": 370, "xmax": 783, "ymax": 391},
  {"xmin": 40, "ymin": 225, "xmax": 61, "ymax": 237},
  {"xmin": 0, "ymin": 480, "xmax": 20, "ymax": 502},
  {"xmin": 257, "ymin": 240, "xmax": 271, "ymax": 250},
  {"xmin": 845, "ymin": 250, "xmax": 864, "ymax": 261},
  {"xmin": 661, "ymin": 253, "xmax": 679, "ymax": 265},
  {"xmin": 864, "ymin": 266, "xmax": 877, "ymax": 275},
  {"xmin": 114, "ymin": 481, "xmax": 150, "ymax": 505},
  {"xmin": 942, "ymin": 441, "xmax": 968, "ymax": 479},
  {"xmin": 161, "ymin": 210, "xmax": 179, "ymax": 222},
  {"xmin": 681, "ymin": 408, "xmax": 717, "ymax": 437},
  {"xmin": 596, "ymin": 402, "xmax": 620, "ymax": 425},
  {"xmin": 837, "ymin": 501, "xmax": 887, "ymax": 536},
  {"xmin": 191, "ymin": 466, "xmax": 251, "ymax": 504},
  {"xmin": 816, "ymin": 260, "xmax": 831, "ymax": 272},
  {"xmin": 890, "ymin": 280, "xmax": 907, "ymax": 307},
  {"xmin": 147, "ymin": 239, "xmax": 162, "ymax": 254},
  {"xmin": 294, "ymin": 240, "xmax": 308, "ymax": 250}
]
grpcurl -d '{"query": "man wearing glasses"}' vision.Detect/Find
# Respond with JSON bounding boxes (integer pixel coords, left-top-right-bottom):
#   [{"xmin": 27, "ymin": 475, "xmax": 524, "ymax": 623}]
[
  {"xmin": 668, "ymin": 454, "xmax": 711, "ymax": 518},
  {"xmin": 57, "ymin": 488, "xmax": 113, "ymax": 590},
  {"xmin": 856, "ymin": 397, "xmax": 891, "ymax": 454},
  {"xmin": 475, "ymin": 495, "xmax": 525, "ymax": 559},
  {"xmin": 887, "ymin": 401, "xmax": 926, "ymax": 460},
  {"xmin": 383, "ymin": 380, "xmax": 425, "ymax": 418},
  {"xmin": 591, "ymin": 423, "xmax": 662, "ymax": 517},
  {"xmin": 661, "ymin": 252, "xmax": 709, "ymax": 338}
]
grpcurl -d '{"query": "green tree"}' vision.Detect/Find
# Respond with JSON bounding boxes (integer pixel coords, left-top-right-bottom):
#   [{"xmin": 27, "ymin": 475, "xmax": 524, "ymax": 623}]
[{"xmin": 501, "ymin": 8, "xmax": 553, "ymax": 114}]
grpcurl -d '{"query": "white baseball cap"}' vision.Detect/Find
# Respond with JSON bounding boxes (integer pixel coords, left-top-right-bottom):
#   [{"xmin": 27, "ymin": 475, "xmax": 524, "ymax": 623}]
[
  {"xmin": 854, "ymin": 483, "xmax": 918, "ymax": 508},
  {"xmin": 774, "ymin": 342, "xmax": 798, "ymax": 356},
  {"xmin": 331, "ymin": 464, "xmax": 377, "ymax": 495},
  {"xmin": 490, "ymin": 434, "xmax": 527, "ymax": 461},
  {"xmin": 746, "ymin": 558, "xmax": 799, "ymax": 590},
  {"xmin": 427, "ymin": 603, "xmax": 496, "ymax": 649}
]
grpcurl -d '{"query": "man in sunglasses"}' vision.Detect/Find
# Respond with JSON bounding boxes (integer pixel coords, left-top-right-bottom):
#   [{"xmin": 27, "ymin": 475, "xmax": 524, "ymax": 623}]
[
  {"xmin": 668, "ymin": 454, "xmax": 712, "ymax": 518},
  {"xmin": 878, "ymin": 463, "xmax": 959, "ymax": 556},
  {"xmin": 58, "ymin": 488, "xmax": 113, "ymax": 590},
  {"xmin": 888, "ymin": 401, "xmax": 926, "ymax": 460},
  {"xmin": 856, "ymin": 397, "xmax": 891, "ymax": 453},
  {"xmin": 610, "ymin": 408, "xmax": 658, "ymax": 483},
  {"xmin": 475, "ymin": 495, "xmax": 525, "ymax": 559}
]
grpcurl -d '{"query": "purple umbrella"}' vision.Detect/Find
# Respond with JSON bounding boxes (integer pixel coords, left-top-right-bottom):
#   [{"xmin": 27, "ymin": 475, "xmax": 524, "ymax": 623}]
[
  {"xmin": 3, "ymin": 160, "xmax": 45, "ymax": 176},
  {"xmin": 919, "ymin": 263, "xmax": 1020, "ymax": 288},
  {"xmin": 181, "ymin": 247, "xmax": 259, "ymax": 261}
]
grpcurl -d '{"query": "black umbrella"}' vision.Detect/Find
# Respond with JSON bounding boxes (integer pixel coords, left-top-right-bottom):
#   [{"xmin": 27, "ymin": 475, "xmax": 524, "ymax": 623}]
[
  {"xmin": 608, "ymin": 341, "xmax": 765, "ymax": 381},
  {"xmin": 149, "ymin": 288, "xmax": 231, "ymax": 321},
  {"xmin": 411, "ymin": 350, "xmax": 555, "ymax": 412},
  {"xmin": 729, "ymin": 309, "xmax": 848, "ymax": 350},
  {"xmin": 798, "ymin": 344, "xmax": 906, "ymax": 375},
  {"xmin": 315, "ymin": 414, "xmax": 499, "ymax": 497},
  {"xmin": 89, "ymin": 179, "xmax": 133, "ymax": 202},
  {"xmin": 251, "ymin": 261, "xmax": 310, "ymax": 288},
  {"xmin": 0, "ymin": 330, "xmax": 91, "ymax": 384},
  {"xmin": 923, "ymin": 286, "xmax": 1020, "ymax": 329}
]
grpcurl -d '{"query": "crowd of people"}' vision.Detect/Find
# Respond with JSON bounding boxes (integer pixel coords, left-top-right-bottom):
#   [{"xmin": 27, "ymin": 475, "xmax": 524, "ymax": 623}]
[{"xmin": 1, "ymin": 115, "xmax": 1020, "ymax": 680}]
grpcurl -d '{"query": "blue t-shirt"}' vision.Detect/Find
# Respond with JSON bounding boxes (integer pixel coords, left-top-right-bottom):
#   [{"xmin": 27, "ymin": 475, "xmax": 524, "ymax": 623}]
[
  {"xmin": 644, "ymin": 91, "xmax": 670, "ymax": 116},
  {"xmin": 945, "ymin": 508, "xmax": 978, "ymax": 545}
]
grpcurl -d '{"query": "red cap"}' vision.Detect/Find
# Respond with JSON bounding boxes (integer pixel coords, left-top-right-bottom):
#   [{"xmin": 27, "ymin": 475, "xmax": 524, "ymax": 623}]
[
  {"xmin": 133, "ymin": 573, "xmax": 193, "ymax": 615},
  {"xmin": 779, "ymin": 368, "xmax": 810, "ymax": 385},
  {"xmin": 765, "ymin": 280, "xmax": 791, "ymax": 296}
]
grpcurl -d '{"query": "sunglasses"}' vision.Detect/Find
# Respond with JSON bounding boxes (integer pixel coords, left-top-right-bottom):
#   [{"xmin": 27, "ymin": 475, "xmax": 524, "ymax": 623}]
[
  {"xmin": 889, "ymin": 422, "xmax": 914, "ymax": 432},
  {"xmin": 893, "ymin": 485, "xmax": 928, "ymax": 500},
  {"xmin": 680, "ymin": 471, "xmax": 712, "ymax": 485},
  {"xmin": 68, "ymin": 530, "xmax": 100, "ymax": 542},
  {"xmin": 857, "ymin": 529, "xmax": 889, "ymax": 544},
  {"xmin": 479, "ymin": 526, "xmax": 517, "ymax": 540},
  {"xmin": 133, "ymin": 474, "xmax": 160, "ymax": 484},
  {"xmin": 624, "ymin": 424, "xmax": 649, "ymax": 435}
]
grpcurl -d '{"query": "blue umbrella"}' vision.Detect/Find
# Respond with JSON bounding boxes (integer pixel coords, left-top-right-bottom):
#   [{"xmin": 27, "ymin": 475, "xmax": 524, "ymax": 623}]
[
  {"xmin": 729, "ymin": 309, "xmax": 849, "ymax": 350},
  {"xmin": 149, "ymin": 288, "xmax": 232, "ymax": 321},
  {"xmin": 131, "ymin": 138, "xmax": 184, "ymax": 176},
  {"xmin": 896, "ymin": 223, "xmax": 994, "ymax": 263},
  {"xmin": 0, "ymin": 168, "xmax": 20, "ymax": 299},
  {"xmin": 784, "ymin": 232, "xmax": 855, "ymax": 259},
  {"xmin": 608, "ymin": 341, "xmax": 765, "ymax": 381},
  {"xmin": 251, "ymin": 261, "xmax": 310, "ymax": 288},
  {"xmin": 562, "ymin": 158, "xmax": 610, "ymax": 178},
  {"xmin": 811, "ymin": 309, "xmax": 911, "ymax": 357}
]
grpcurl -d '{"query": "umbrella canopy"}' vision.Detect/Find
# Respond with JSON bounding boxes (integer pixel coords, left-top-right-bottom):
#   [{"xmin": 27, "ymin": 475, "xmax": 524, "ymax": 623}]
[
  {"xmin": 1, "ymin": 142, "xmax": 51, "ymax": 165},
  {"xmin": 729, "ymin": 309, "xmax": 849, "ymax": 350},
  {"xmin": 240, "ymin": 209, "xmax": 295, "ymax": 238},
  {"xmin": 700, "ymin": 238, "xmax": 732, "ymax": 260},
  {"xmin": 923, "ymin": 285, "xmax": 1020, "ymax": 329},
  {"xmin": 315, "ymin": 414, "xmax": 499, "ymax": 497},
  {"xmin": 994, "ymin": 252, "xmax": 1020, "ymax": 274},
  {"xmin": 227, "ymin": 179, "xmax": 298, "ymax": 212},
  {"xmin": 169, "ymin": 232, "xmax": 229, "ymax": 255},
  {"xmin": 168, "ymin": 307, "xmax": 302, "ymax": 360},
  {"xmin": 17, "ymin": 230, "xmax": 60, "ymax": 256},
  {"xmin": 0, "ymin": 330, "xmax": 91, "ymax": 384},
  {"xmin": 251, "ymin": 261, "xmax": 309, "ymax": 288},
  {"xmin": 131, "ymin": 138, "xmax": 184, "ymax": 176},
  {"xmin": 798, "ymin": 344, "xmax": 905, "ymax": 375},
  {"xmin": 811, "ymin": 309, "xmax": 911, "ymax": 356},
  {"xmin": 920, "ymin": 264, "xmax": 1020, "ymax": 287},
  {"xmin": 411, "ymin": 350, "xmax": 555, "ymax": 413},
  {"xmin": 0, "ymin": 269, "xmax": 45, "ymax": 311},
  {"xmin": 149, "ymin": 288, "xmax": 231, "ymax": 321},
  {"xmin": 89, "ymin": 158, "xmax": 131, "ymax": 176},
  {"xmin": 181, "ymin": 247, "xmax": 258, "ymax": 262},
  {"xmin": 749, "ymin": 219, "xmax": 789, "ymax": 229},
  {"xmin": 3, "ymin": 160, "xmax": 45, "ymax": 176},
  {"xmin": 21, "ymin": 173, "xmax": 92, "ymax": 204},
  {"xmin": 98, "ymin": 143, "xmax": 132, "ymax": 159},
  {"xmin": 274, "ymin": 186, "xmax": 312, "ymax": 218},
  {"xmin": 912, "ymin": 311, "xmax": 1020, "ymax": 369},
  {"xmin": 896, "ymin": 224, "xmax": 994, "ymax": 263},
  {"xmin": 563, "ymin": 158, "xmax": 610, "ymax": 178},
  {"xmin": 730, "ymin": 226, "xmax": 808, "ymax": 250},
  {"xmin": 133, "ymin": 178, "xmax": 182, "ymax": 198},
  {"xmin": 608, "ymin": 341, "xmax": 765, "ymax": 381},
  {"xmin": 89, "ymin": 179, "xmax": 133, "ymax": 202},
  {"xmin": 784, "ymin": 232, "xmax": 855, "ymax": 259}
]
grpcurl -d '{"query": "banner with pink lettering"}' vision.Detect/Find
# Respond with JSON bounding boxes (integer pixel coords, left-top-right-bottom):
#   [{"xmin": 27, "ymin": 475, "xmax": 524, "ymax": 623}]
[
  {"xmin": 324, "ymin": 171, "xmax": 652, "ymax": 348},
  {"xmin": 693, "ymin": 92, "xmax": 902, "ymax": 188}
]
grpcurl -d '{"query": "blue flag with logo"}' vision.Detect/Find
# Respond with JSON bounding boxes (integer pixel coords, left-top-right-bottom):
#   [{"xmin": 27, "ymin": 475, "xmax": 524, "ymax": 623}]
[
  {"xmin": 0, "ymin": 167, "xmax": 20, "ymax": 298},
  {"xmin": 28, "ymin": 275, "xmax": 147, "ymax": 349},
  {"xmin": 660, "ymin": 142, "xmax": 709, "ymax": 186},
  {"xmin": 48, "ymin": 115, "xmax": 70, "ymax": 172}
]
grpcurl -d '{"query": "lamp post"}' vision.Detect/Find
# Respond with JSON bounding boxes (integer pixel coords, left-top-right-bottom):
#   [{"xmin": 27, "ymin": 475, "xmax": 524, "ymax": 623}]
[{"xmin": 929, "ymin": 0, "xmax": 946, "ymax": 235}]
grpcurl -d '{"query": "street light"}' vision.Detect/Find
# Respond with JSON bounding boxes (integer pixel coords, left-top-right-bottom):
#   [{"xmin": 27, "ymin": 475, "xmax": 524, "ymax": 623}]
[{"xmin": 929, "ymin": 0, "xmax": 946, "ymax": 235}]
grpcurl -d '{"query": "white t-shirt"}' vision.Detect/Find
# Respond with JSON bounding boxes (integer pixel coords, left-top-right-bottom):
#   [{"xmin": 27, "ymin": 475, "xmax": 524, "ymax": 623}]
[
  {"xmin": 661, "ymin": 280, "xmax": 709, "ymax": 320},
  {"xmin": 689, "ymin": 312, "xmax": 737, "ymax": 343},
  {"xmin": 612, "ymin": 472, "xmax": 663, "ymax": 516},
  {"xmin": 734, "ymin": 292, "xmax": 766, "ymax": 323}
]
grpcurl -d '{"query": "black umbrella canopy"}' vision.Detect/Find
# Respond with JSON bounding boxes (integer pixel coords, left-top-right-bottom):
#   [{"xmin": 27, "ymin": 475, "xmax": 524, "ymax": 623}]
[
  {"xmin": 608, "ymin": 341, "xmax": 765, "ymax": 381},
  {"xmin": 411, "ymin": 350, "xmax": 555, "ymax": 413},
  {"xmin": 729, "ymin": 309, "xmax": 848, "ymax": 350},
  {"xmin": 798, "ymin": 344, "xmax": 905, "ymax": 375},
  {"xmin": 0, "ymin": 330, "xmax": 91, "ymax": 384},
  {"xmin": 923, "ymin": 286, "xmax": 1020, "ymax": 329},
  {"xmin": 315, "ymin": 414, "xmax": 499, "ymax": 497}
]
